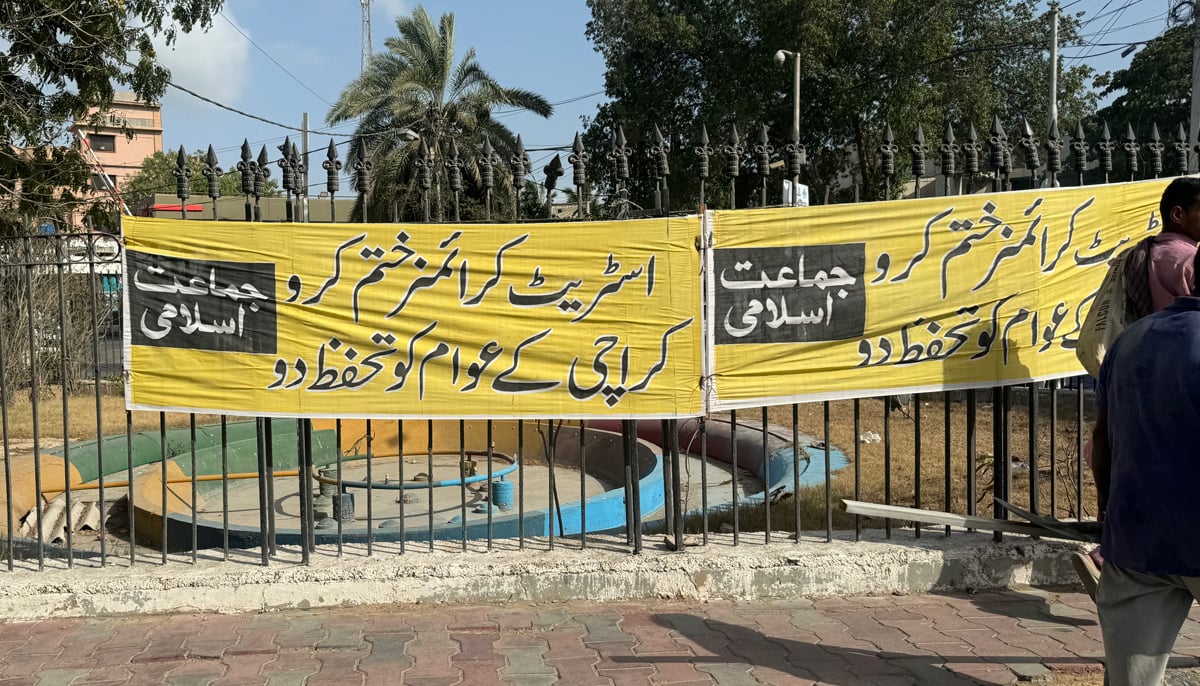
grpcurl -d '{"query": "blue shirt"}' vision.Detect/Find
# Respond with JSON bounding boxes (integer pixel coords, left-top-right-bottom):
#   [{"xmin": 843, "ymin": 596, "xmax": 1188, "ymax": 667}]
[{"xmin": 1098, "ymin": 296, "xmax": 1200, "ymax": 577}]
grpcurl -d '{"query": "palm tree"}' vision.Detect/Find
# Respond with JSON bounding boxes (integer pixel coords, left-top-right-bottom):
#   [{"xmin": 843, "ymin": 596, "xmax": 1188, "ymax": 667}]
[{"xmin": 327, "ymin": 6, "xmax": 552, "ymax": 221}]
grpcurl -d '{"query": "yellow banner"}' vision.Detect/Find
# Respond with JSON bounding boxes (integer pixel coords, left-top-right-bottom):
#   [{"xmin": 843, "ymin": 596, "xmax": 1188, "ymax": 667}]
[
  {"xmin": 706, "ymin": 179, "xmax": 1170, "ymax": 409},
  {"xmin": 123, "ymin": 216, "xmax": 702, "ymax": 419}
]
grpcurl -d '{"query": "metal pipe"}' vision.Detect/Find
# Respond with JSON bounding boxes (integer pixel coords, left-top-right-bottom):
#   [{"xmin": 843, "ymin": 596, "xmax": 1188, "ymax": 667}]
[
  {"xmin": 366, "ymin": 418, "xmax": 373, "ymax": 555},
  {"xmin": 1029, "ymin": 383, "xmax": 1040, "ymax": 514},
  {"xmin": 303, "ymin": 418, "xmax": 316, "ymax": 555},
  {"xmin": 22, "ymin": 236, "xmax": 44, "ymax": 568},
  {"xmin": 762, "ymin": 407, "xmax": 770, "ymax": 544},
  {"xmin": 296, "ymin": 420, "xmax": 308, "ymax": 564},
  {"xmin": 85, "ymin": 240, "xmax": 106, "ymax": 565},
  {"xmin": 730, "ymin": 410, "xmax": 739, "ymax": 544},
  {"xmin": 397, "ymin": 419, "xmax": 405, "ymax": 554},
  {"xmin": 791, "ymin": 405, "xmax": 800, "ymax": 543},
  {"xmin": 265, "ymin": 419, "xmax": 276, "ymax": 555},
  {"xmin": 1050, "ymin": 382, "xmax": 1059, "ymax": 517},
  {"xmin": 221, "ymin": 417, "xmax": 229, "ymax": 560},
  {"xmin": 622, "ymin": 419, "xmax": 634, "ymax": 547},
  {"xmin": 427, "ymin": 420, "xmax": 434, "ymax": 550},
  {"xmin": 548, "ymin": 420, "xmax": 558, "ymax": 549},
  {"xmin": 458, "ymin": 420, "xmax": 467, "ymax": 549},
  {"xmin": 159, "ymin": 412, "xmax": 167, "ymax": 563},
  {"xmin": 335, "ymin": 419, "xmax": 344, "ymax": 556},
  {"xmin": 579, "ymin": 420, "xmax": 586, "ymax": 549},
  {"xmin": 487, "ymin": 420, "xmax": 494, "ymax": 550},
  {"xmin": 630, "ymin": 420, "xmax": 642, "ymax": 554},
  {"xmin": 53, "ymin": 238, "xmax": 72, "ymax": 566},
  {"xmin": 660, "ymin": 419, "xmax": 674, "ymax": 541},
  {"xmin": 255, "ymin": 418, "xmax": 269, "ymax": 566},
  {"xmin": 701, "ymin": 417, "xmax": 710, "ymax": 545},
  {"xmin": 914, "ymin": 394, "xmax": 922, "ymax": 539},
  {"xmin": 884, "ymin": 397, "xmax": 892, "ymax": 538},
  {"xmin": 190, "ymin": 415, "xmax": 197, "ymax": 563},
  {"xmin": 0, "ymin": 271, "xmax": 12, "ymax": 569},
  {"xmin": 791, "ymin": 54, "xmax": 801, "ymax": 206},
  {"xmin": 49, "ymin": 469, "xmax": 302, "ymax": 492},
  {"xmin": 966, "ymin": 390, "xmax": 977, "ymax": 531},
  {"xmin": 944, "ymin": 393, "xmax": 952, "ymax": 537},
  {"xmin": 824, "ymin": 400, "xmax": 832, "ymax": 542},
  {"xmin": 518, "ymin": 419, "xmax": 525, "ymax": 549},
  {"xmin": 853, "ymin": 399, "xmax": 861, "ymax": 541},
  {"xmin": 670, "ymin": 418, "xmax": 683, "ymax": 551},
  {"xmin": 127, "ymin": 410, "xmax": 135, "ymax": 565}
]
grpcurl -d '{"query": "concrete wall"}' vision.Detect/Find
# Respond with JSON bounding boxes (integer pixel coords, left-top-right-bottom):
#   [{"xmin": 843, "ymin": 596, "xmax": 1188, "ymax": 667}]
[{"xmin": 0, "ymin": 532, "xmax": 1089, "ymax": 620}]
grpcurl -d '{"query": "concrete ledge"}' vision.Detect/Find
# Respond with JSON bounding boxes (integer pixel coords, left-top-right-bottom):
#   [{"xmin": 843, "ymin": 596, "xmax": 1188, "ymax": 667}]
[{"xmin": 0, "ymin": 530, "xmax": 1088, "ymax": 619}]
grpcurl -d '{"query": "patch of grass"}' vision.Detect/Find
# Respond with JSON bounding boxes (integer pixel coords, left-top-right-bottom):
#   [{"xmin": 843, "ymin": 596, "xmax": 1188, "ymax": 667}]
[{"xmin": 2, "ymin": 385, "xmax": 221, "ymax": 444}]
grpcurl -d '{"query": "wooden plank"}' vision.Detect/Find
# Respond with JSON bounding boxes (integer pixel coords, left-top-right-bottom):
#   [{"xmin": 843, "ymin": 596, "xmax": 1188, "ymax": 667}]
[{"xmin": 840, "ymin": 499, "xmax": 1069, "ymax": 539}]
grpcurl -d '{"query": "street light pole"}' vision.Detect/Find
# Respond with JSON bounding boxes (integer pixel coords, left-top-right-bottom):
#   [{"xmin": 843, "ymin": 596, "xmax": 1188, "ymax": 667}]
[{"xmin": 775, "ymin": 49, "xmax": 801, "ymax": 206}]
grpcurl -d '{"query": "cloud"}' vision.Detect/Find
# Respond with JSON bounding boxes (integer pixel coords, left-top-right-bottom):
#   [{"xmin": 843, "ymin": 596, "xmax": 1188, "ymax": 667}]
[
  {"xmin": 371, "ymin": 0, "xmax": 408, "ymax": 28},
  {"xmin": 153, "ymin": 11, "xmax": 252, "ymax": 106}
]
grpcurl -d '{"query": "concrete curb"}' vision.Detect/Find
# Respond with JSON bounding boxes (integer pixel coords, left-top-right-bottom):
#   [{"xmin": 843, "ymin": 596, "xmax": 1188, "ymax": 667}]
[{"xmin": 0, "ymin": 530, "xmax": 1088, "ymax": 620}]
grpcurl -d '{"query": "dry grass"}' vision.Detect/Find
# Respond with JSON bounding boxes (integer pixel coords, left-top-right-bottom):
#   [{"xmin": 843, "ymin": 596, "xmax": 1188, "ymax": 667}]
[
  {"xmin": 680, "ymin": 388, "xmax": 1098, "ymax": 533},
  {"xmin": 1, "ymin": 385, "xmax": 221, "ymax": 444},
  {"xmin": 939, "ymin": 667, "xmax": 1189, "ymax": 685},
  {"xmin": 1042, "ymin": 676, "xmax": 1102, "ymax": 686}
]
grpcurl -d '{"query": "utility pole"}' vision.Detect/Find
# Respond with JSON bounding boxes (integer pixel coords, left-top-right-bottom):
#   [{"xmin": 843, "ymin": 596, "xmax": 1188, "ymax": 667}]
[
  {"xmin": 1043, "ymin": 3, "xmax": 1060, "ymax": 189},
  {"xmin": 1048, "ymin": 3, "xmax": 1059, "ymax": 130},
  {"xmin": 302, "ymin": 112, "xmax": 310, "ymax": 222},
  {"xmin": 360, "ymin": 0, "xmax": 371, "ymax": 75}
]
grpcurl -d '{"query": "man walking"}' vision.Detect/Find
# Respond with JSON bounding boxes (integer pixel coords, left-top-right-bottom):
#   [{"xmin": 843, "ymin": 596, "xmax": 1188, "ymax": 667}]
[
  {"xmin": 1075, "ymin": 176, "xmax": 1200, "ymax": 599},
  {"xmin": 1092, "ymin": 179, "xmax": 1200, "ymax": 685}
]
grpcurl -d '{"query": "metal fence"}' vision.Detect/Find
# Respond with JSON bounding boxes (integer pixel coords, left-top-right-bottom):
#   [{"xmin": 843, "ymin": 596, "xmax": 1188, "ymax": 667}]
[{"xmin": 0, "ymin": 111, "xmax": 1168, "ymax": 571}]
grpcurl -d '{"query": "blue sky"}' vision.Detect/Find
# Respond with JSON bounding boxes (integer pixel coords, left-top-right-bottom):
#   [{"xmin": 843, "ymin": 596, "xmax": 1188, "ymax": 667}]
[
  {"xmin": 157, "ymin": 1, "xmax": 605, "ymax": 182},
  {"xmin": 155, "ymin": 0, "xmax": 1170, "ymax": 184}
]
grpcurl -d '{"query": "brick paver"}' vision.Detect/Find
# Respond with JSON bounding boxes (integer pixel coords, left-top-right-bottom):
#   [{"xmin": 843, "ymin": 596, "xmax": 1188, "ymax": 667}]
[{"xmin": 4, "ymin": 589, "xmax": 1200, "ymax": 684}]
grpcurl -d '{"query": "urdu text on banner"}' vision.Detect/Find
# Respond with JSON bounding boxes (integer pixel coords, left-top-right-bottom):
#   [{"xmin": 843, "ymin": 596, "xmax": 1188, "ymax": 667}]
[
  {"xmin": 705, "ymin": 178, "xmax": 1170, "ymax": 410},
  {"xmin": 122, "ymin": 216, "xmax": 703, "ymax": 419}
]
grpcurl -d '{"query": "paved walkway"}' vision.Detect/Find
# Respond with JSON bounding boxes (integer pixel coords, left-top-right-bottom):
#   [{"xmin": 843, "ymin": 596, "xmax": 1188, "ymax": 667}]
[{"xmin": 3, "ymin": 588, "xmax": 1200, "ymax": 685}]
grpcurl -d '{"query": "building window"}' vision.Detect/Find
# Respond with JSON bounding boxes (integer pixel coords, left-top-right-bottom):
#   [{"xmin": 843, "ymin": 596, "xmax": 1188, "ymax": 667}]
[
  {"xmin": 91, "ymin": 174, "xmax": 117, "ymax": 191},
  {"xmin": 88, "ymin": 134, "xmax": 116, "ymax": 152}
]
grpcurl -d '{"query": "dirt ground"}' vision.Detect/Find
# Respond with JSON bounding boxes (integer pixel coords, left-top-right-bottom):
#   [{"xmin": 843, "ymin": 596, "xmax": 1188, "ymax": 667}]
[
  {"xmin": 1047, "ymin": 668, "xmax": 1200, "ymax": 685},
  {"xmin": 783, "ymin": 387, "xmax": 1101, "ymax": 528},
  {"xmin": 658, "ymin": 386, "xmax": 1097, "ymax": 534}
]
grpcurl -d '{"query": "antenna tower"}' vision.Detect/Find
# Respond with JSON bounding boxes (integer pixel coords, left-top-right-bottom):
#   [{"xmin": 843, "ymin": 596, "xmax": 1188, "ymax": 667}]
[{"xmin": 360, "ymin": 0, "xmax": 371, "ymax": 75}]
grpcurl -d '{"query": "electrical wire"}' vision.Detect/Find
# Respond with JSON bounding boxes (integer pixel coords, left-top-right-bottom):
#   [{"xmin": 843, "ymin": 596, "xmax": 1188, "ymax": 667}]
[
  {"xmin": 492, "ymin": 90, "xmax": 606, "ymax": 119},
  {"xmin": 1075, "ymin": 0, "xmax": 1140, "ymax": 27},
  {"xmin": 1074, "ymin": 11, "xmax": 1166, "ymax": 38},
  {"xmin": 1065, "ymin": 0, "xmax": 1142, "ymax": 64},
  {"xmin": 218, "ymin": 13, "xmax": 333, "ymax": 106},
  {"xmin": 1061, "ymin": 43, "xmax": 1143, "ymax": 58},
  {"xmin": 163, "ymin": 80, "xmax": 352, "ymax": 136}
]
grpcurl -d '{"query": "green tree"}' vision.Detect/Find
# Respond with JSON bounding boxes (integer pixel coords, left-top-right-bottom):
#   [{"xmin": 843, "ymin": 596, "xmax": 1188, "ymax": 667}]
[
  {"xmin": 1094, "ymin": 24, "xmax": 1191, "ymax": 142},
  {"xmin": 584, "ymin": 0, "xmax": 1097, "ymax": 208},
  {"xmin": 122, "ymin": 148, "xmax": 280, "ymax": 210},
  {"xmin": 0, "ymin": 0, "xmax": 224, "ymax": 234},
  {"xmin": 326, "ymin": 5, "xmax": 553, "ymax": 221}
]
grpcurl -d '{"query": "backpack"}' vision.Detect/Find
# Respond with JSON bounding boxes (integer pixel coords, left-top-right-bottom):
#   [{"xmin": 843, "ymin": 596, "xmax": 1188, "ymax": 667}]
[
  {"xmin": 1121, "ymin": 236, "xmax": 1155, "ymax": 321},
  {"xmin": 1075, "ymin": 236, "xmax": 1155, "ymax": 377}
]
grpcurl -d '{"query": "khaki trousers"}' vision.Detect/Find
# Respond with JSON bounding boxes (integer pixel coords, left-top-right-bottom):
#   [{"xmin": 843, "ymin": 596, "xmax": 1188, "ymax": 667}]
[{"xmin": 1097, "ymin": 560, "xmax": 1200, "ymax": 686}]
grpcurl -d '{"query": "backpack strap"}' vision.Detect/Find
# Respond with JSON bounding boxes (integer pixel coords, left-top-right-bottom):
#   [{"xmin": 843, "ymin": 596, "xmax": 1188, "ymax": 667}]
[{"xmin": 1121, "ymin": 235, "xmax": 1156, "ymax": 320}]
